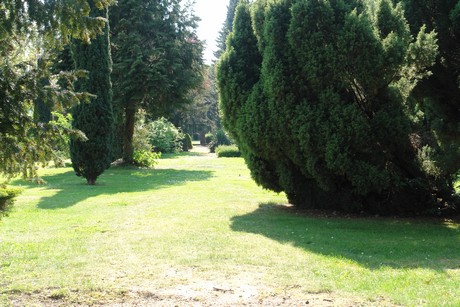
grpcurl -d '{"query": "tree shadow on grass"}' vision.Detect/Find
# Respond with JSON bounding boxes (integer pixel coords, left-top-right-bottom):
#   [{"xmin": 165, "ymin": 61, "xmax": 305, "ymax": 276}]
[
  {"xmin": 17, "ymin": 167, "xmax": 213, "ymax": 210},
  {"xmin": 230, "ymin": 203, "xmax": 460, "ymax": 271}
]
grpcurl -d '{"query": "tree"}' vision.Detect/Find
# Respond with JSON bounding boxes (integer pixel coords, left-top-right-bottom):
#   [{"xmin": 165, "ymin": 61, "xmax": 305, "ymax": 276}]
[
  {"xmin": 110, "ymin": 0, "xmax": 204, "ymax": 164},
  {"xmin": 401, "ymin": 0, "xmax": 460, "ymax": 200},
  {"xmin": 217, "ymin": 0, "xmax": 457, "ymax": 215},
  {"xmin": 70, "ymin": 2, "xmax": 114, "ymax": 185},
  {"xmin": 214, "ymin": 0, "xmax": 240, "ymax": 60},
  {"xmin": 171, "ymin": 65, "xmax": 220, "ymax": 138},
  {"xmin": 0, "ymin": 0, "xmax": 113, "ymax": 181}
]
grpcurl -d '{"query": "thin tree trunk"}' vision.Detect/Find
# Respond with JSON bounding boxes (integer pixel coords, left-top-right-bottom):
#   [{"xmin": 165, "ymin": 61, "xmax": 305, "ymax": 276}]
[
  {"xmin": 123, "ymin": 107, "xmax": 136, "ymax": 164},
  {"xmin": 199, "ymin": 131, "xmax": 206, "ymax": 146}
]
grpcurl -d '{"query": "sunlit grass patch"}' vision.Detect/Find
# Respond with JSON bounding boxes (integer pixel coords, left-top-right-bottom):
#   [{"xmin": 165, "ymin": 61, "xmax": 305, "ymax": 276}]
[{"xmin": 1, "ymin": 151, "xmax": 459, "ymax": 306}]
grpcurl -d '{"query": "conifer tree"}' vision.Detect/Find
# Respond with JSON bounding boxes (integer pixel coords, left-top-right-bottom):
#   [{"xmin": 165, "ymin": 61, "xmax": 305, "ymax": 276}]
[
  {"xmin": 70, "ymin": 2, "xmax": 114, "ymax": 185},
  {"xmin": 110, "ymin": 0, "xmax": 203, "ymax": 163},
  {"xmin": 217, "ymin": 0, "xmax": 458, "ymax": 215},
  {"xmin": 214, "ymin": 0, "xmax": 240, "ymax": 60},
  {"xmin": 0, "ymin": 0, "xmax": 113, "ymax": 180}
]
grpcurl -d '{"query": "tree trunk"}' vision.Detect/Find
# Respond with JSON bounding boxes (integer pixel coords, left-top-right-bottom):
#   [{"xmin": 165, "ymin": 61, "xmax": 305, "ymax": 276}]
[
  {"xmin": 199, "ymin": 131, "xmax": 206, "ymax": 146},
  {"xmin": 123, "ymin": 107, "xmax": 136, "ymax": 164},
  {"xmin": 87, "ymin": 178, "xmax": 96, "ymax": 185}
]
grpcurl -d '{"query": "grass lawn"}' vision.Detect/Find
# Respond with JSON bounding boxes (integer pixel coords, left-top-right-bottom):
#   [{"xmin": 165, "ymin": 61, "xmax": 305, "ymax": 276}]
[{"xmin": 1, "ymin": 148, "xmax": 459, "ymax": 306}]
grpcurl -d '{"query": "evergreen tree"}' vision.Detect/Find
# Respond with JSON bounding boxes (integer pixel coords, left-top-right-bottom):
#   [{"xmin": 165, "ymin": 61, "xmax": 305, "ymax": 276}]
[
  {"xmin": 70, "ymin": 2, "xmax": 114, "ymax": 185},
  {"xmin": 401, "ymin": 0, "xmax": 460, "ymax": 201},
  {"xmin": 217, "ymin": 0, "xmax": 457, "ymax": 215},
  {"xmin": 0, "ymin": 0, "xmax": 114, "ymax": 181},
  {"xmin": 110, "ymin": 0, "xmax": 204, "ymax": 163},
  {"xmin": 214, "ymin": 0, "xmax": 240, "ymax": 60}
]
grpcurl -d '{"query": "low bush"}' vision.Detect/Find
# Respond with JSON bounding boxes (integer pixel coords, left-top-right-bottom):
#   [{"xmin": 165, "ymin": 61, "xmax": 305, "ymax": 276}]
[
  {"xmin": 133, "ymin": 150, "xmax": 161, "ymax": 168},
  {"xmin": 147, "ymin": 118, "xmax": 183, "ymax": 153},
  {"xmin": 208, "ymin": 141, "xmax": 218, "ymax": 153},
  {"xmin": 216, "ymin": 145, "xmax": 241, "ymax": 158},
  {"xmin": 0, "ymin": 186, "xmax": 23, "ymax": 217},
  {"xmin": 216, "ymin": 129, "xmax": 232, "ymax": 146},
  {"xmin": 182, "ymin": 134, "xmax": 193, "ymax": 152},
  {"xmin": 205, "ymin": 132, "xmax": 215, "ymax": 145}
]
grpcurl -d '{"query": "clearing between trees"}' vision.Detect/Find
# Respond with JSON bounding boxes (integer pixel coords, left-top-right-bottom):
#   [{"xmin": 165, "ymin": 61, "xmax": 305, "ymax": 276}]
[{"xmin": 1, "ymin": 148, "xmax": 459, "ymax": 306}]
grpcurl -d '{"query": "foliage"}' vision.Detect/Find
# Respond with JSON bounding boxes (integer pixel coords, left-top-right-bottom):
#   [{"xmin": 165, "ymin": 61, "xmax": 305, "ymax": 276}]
[
  {"xmin": 48, "ymin": 112, "xmax": 73, "ymax": 167},
  {"xmin": 132, "ymin": 150, "xmax": 161, "ymax": 168},
  {"xmin": 214, "ymin": 0, "xmax": 240, "ymax": 60},
  {"xmin": 216, "ymin": 129, "xmax": 232, "ymax": 146},
  {"xmin": 182, "ymin": 134, "xmax": 193, "ymax": 152},
  {"xmin": 0, "ymin": 0, "xmax": 114, "ymax": 181},
  {"xmin": 171, "ymin": 65, "xmax": 220, "ymax": 138},
  {"xmin": 70, "ymin": 3, "xmax": 114, "ymax": 185},
  {"xmin": 147, "ymin": 118, "xmax": 183, "ymax": 154},
  {"xmin": 400, "ymin": 0, "xmax": 460, "ymax": 199},
  {"xmin": 216, "ymin": 0, "xmax": 458, "ymax": 215},
  {"xmin": 208, "ymin": 129, "xmax": 232, "ymax": 153},
  {"xmin": 110, "ymin": 0, "xmax": 204, "ymax": 163},
  {"xmin": 132, "ymin": 111, "xmax": 154, "ymax": 153},
  {"xmin": 0, "ymin": 186, "xmax": 22, "ymax": 218},
  {"xmin": 216, "ymin": 145, "xmax": 241, "ymax": 158},
  {"xmin": 205, "ymin": 132, "xmax": 215, "ymax": 144}
]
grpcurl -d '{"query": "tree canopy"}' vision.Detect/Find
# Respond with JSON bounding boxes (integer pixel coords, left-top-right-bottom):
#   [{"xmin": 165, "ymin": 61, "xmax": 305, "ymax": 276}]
[
  {"xmin": 0, "ymin": 0, "xmax": 114, "ymax": 181},
  {"xmin": 217, "ymin": 0, "xmax": 459, "ymax": 215},
  {"xmin": 110, "ymin": 0, "xmax": 204, "ymax": 163}
]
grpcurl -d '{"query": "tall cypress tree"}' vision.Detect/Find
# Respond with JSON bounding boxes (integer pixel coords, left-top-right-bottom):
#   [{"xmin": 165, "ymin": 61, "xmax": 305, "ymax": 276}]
[{"xmin": 70, "ymin": 2, "xmax": 114, "ymax": 185}]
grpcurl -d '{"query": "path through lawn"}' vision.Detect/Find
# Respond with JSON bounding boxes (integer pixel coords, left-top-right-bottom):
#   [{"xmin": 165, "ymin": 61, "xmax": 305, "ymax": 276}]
[{"xmin": 1, "ymin": 147, "xmax": 459, "ymax": 306}]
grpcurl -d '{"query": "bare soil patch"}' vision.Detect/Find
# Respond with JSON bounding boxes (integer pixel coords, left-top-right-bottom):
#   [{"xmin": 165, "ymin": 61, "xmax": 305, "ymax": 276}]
[{"xmin": 6, "ymin": 284, "xmax": 397, "ymax": 307}]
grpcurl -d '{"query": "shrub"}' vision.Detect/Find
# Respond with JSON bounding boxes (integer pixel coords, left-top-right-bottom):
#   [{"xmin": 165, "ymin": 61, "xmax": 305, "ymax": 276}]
[
  {"xmin": 133, "ymin": 114, "xmax": 154, "ymax": 153},
  {"xmin": 147, "ymin": 118, "xmax": 183, "ymax": 153},
  {"xmin": 192, "ymin": 133, "xmax": 200, "ymax": 141},
  {"xmin": 132, "ymin": 150, "xmax": 161, "ymax": 168},
  {"xmin": 0, "ymin": 186, "xmax": 23, "ymax": 217},
  {"xmin": 216, "ymin": 145, "xmax": 241, "ymax": 158},
  {"xmin": 182, "ymin": 133, "xmax": 193, "ymax": 152},
  {"xmin": 207, "ymin": 129, "xmax": 232, "ymax": 153},
  {"xmin": 216, "ymin": 129, "xmax": 232, "ymax": 146},
  {"xmin": 208, "ymin": 141, "xmax": 218, "ymax": 153},
  {"xmin": 205, "ymin": 132, "xmax": 215, "ymax": 144}
]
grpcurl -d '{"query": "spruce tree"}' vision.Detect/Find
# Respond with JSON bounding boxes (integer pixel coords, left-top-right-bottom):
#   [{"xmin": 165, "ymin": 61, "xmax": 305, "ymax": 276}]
[
  {"xmin": 214, "ymin": 0, "xmax": 240, "ymax": 60},
  {"xmin": 70, "ymin": 2, "xmax": 114, "ymax": 185}
]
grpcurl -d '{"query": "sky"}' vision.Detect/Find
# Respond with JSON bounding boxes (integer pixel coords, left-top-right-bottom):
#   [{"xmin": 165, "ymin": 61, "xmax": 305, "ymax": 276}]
[{"xmin": 193, "ymin": 0, "xmax": 229, "ymax": 64}]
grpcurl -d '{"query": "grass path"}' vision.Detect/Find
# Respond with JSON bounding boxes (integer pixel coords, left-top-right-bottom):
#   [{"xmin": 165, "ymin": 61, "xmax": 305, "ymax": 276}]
[{"xmin": 1, "ymin": 148, "xmax": 459, "ymax": 306}]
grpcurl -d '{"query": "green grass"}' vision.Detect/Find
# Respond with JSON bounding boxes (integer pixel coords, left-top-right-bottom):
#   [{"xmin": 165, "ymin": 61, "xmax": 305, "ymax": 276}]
[{"xmin": 1, "ymin": 151, "xmax": 459, "ymax": 306}]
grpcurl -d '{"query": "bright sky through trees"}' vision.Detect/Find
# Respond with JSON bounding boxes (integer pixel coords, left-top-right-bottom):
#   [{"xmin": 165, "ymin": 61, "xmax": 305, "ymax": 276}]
[{"xmin": 194, "ymin": 0, "xmax": 228, "ymax": 63}]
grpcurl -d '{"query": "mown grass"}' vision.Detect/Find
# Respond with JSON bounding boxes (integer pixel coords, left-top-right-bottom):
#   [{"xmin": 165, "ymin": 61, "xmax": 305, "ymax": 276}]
[{"xmin": 0, "ymin": 150, "xmax": 459, "ymax": 306}]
